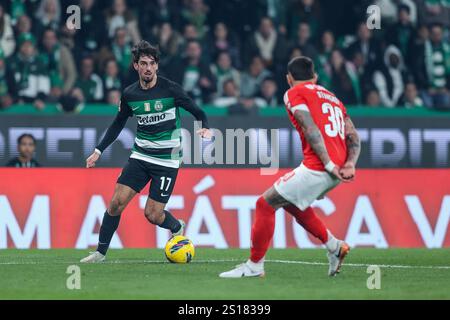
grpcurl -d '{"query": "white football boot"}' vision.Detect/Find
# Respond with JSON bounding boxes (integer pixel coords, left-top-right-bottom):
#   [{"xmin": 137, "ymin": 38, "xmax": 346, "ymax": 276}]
[
  {"xmin": 327, "ymin": 241, "xmax": 350, "ymax": 276},
  {"xmin": 219, "ymin": 261, "xmax": 265, "ymax": 278},
  {"xmin": 80, "ymin": 251, "xmax": 105, "ymax": 263},
  {"xmin": 172, "ymin": 219, "xmax": 185, "ymax": 237}
]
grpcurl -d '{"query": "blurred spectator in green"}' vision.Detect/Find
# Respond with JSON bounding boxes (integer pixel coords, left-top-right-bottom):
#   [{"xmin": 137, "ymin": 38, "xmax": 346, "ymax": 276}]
[
  {"xmin": 315, "ymin": 30, "xmax": 336, "ymax": 88},
  {"xmin": 102, "ymin": 58, "xmax": 122, "ymax": 98},
  {"xmin": 240, "ymin": 55, "xmax": 272, "ymax": 98},
  {"xmin": 374, "ymin": 0, "xmax": 417, "ymax": 26},
  {"xmin": 345, "ymin": 22, "xmax": 382, "ymax": 75},
  {"xmin": 97, "ymin": 27, "xmax": 132, "ymax": 79},
  {"xmin": 181, "ymin": 0, "xmax": 209, "ymax": 40},
  {"xmin": 365, "ymin": 88, "xmax": 381, "ymax": 106},
  {"xmin": 154, "ymin": 22, "xmax": 183, "ymax": 69},
  {"xmin": 214, "ymin": 78, "xmax": 260, "ymax": 115},
  {"xmin": 401, "ymin": 82, "xmax": 424, "ymax": 108},
  {"xmin": 253, "ymin": 0, "xmax": 288, "ymax": 35},
  {"xmin": 166, "ymin": 40, "xmax": 216, "ymax": 105},
  {"xmin": 213, "ymin": 78, "xmax": 240, "ymax": 108},
  {"xmin": 140, "ymin": 0, "xmax": 181, "ymax": 40},
  {"xmin": 73, "ymin": 55, "xmax": 104, "ymax": 103},
  {"xmin": 60, "ymin": 21, "xmax": 84, "ymax": 66},
  {"xmin": 75, "ymin": 0, "xmax": 106, "ymax": 57},
  {"xmin": 329, "ymin": 48, "xmax": 361, "ymax": 105},
  {"xmin": 208, "ymin": 22, "xmax": 241, "ymax": 69},
  {"xmin": 14, "ymin": 14, "xmax": 32, "ymax": 38},
  {"xmin": 287, "ymin": 0, "xmax": 322, "ymax": 41},
  {"xmin": 106, "ymin": 89, "xmax": 121, "ymax": 106},
  {"xmin": 35, "ymin": 0, "xmax": 61, "ymax": 34},
  {"xmin": 415, "ymin": 23, "xmax": 450, "ymax": 109},
  {"xmin": 418, "ymin": 0, "xmax": 450, "ymax": 28},
  {"xmin": 9, "ymin": 0, "xmax": 39, "ymax": 25},
  {"xmin": 9, "ymin": 33, "xmax": 49, "ymax": 110},
  {"xmin": 255, "ymin": 77, "xmax": 279, "ymax": 108},
  {"xmin": 350, "ymin": 50, "xmax": 373, "ymax": 97},
  {"xmin": 182, "ymin": 23, "xmax": 200, "ymax": 41},
  {"xmin": 386, "ymin": 4, "xmax": 415, "ymax": 65},
  {"xmin": 39, "ymin": 28, "xmax": 77, "ymax": 101},
  {"xmin": 105, "ymin": 0, "xmax": 141, "ymax": 45},
  {"xmin": 0, "ymin": 47, "xmax": 15, "ymax": 109},
  {"xmin": 288, "ymin": 47, "xmax": 303, "ymax": 61},
  {"xmin": 290, "ymin": 22, "xmax": 318, "ymax": 59},
  {"xmin": 110, "ymin": 27, "xmax": 132, "ymax": 77},
  {"xmin": 246, "ymin": 17, "xmax": 289, "ymax": 69},
  {"xmin": 210, "ymin": 51, "xmax": 241, "ymax": 98}
]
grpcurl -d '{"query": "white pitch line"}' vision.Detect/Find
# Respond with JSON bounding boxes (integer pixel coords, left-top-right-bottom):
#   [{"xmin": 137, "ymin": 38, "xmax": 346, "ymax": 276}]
[
  {"xmin": 0, "ymin": 259, "xmax": 449, "ymax": 270},
  {"xmin": 0, "ymin": 260, "xmax": 237, "ymax": 265},
  {"xmin": 265, "ymin": 259, "xmax": 450, "ymax": 270}
]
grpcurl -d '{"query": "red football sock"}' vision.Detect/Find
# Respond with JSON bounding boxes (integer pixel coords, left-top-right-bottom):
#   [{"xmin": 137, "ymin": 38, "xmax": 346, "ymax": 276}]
[
  {"xmin": 284, "ymin": 205, "xmax": 328, "ymax": 244},
  {"xmin": 250, "ymin": 196, "xmax": 276, "ymax": 263}
]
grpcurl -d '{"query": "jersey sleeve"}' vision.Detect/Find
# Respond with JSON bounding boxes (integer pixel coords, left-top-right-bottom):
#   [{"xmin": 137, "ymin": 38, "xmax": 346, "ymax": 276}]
[
  {"xmin": 284, "ymin": 89, "xmax": 309, "ymax": 113},
  {"xmin": 170, "ymin": 81, "xmax": 210, "ymax": 129},
  {"xmin": 118, "ymin": 95, "xmax": 133, "ymax": 118},
  {"xmin": 95, "ymin": 92, "xmax": 131, "ymax": 153}
]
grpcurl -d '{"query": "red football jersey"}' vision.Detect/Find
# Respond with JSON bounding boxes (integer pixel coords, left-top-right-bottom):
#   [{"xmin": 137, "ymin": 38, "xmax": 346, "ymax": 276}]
[{"xmin": 284, "ymin": 82, "xmax": 348, "ymax": 171}]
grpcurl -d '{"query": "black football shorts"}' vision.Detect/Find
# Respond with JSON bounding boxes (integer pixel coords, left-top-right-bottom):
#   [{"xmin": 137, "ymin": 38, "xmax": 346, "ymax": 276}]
[{"xmin": 117, "ymin": 158, "xmax": 179, "ymax": 203}]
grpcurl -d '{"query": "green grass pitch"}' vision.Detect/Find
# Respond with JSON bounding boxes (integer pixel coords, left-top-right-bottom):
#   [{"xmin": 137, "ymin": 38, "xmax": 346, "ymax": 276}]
[{"xmin": 0, "ymin": 248, "xmax": 449, "ymax": 300}]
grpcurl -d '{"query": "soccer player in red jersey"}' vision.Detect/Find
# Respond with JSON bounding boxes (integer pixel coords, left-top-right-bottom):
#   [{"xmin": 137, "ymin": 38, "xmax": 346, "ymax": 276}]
[{"xmin": 220, "ymin": 56, "xmax": 361, "ymax": 278}]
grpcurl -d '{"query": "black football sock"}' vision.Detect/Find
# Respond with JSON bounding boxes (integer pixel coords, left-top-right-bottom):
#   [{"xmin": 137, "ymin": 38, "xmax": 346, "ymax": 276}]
[
  {"xmin": 96, "ymin": 211, "xmax": 121, "ymax": 255},
  {"xmin": 158, "ymin": 210, "xmax": 181, "ymax": 233}
]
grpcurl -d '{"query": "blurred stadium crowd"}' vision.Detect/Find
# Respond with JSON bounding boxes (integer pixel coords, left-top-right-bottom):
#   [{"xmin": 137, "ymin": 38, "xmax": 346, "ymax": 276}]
[{"xmin": 0, "ymin": 0, "xmax": 449, "ymax": 113}]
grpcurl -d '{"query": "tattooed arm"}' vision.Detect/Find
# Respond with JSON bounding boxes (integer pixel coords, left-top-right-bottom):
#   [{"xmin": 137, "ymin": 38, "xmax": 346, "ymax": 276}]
[
  {"xmin": 339, "ymin": 117, "xmax": 361, "ymax": 181},
  {"xmin": 344, "ymin": 117, "xmax": 361, "ymax": 165},
  {"xmin": 293, "ymin": 110, "xmax": 344, "ymax": 181}
]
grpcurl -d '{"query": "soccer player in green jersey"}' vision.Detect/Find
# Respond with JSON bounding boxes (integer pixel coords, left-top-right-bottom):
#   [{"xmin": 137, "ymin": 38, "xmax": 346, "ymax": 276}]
[{"xmin": 81, "ymin": 41, "xmax": 212, "ymax": 263}]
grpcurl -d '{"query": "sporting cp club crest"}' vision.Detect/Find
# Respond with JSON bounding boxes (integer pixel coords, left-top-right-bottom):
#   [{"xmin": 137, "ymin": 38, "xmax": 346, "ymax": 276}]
[
  {"xmin": 155, "ymin": 100, "xmax": 163, "ymax": 111},
  {"xmin": 144, "ymin": 102, "xmax": 151, "ymax": 112}
]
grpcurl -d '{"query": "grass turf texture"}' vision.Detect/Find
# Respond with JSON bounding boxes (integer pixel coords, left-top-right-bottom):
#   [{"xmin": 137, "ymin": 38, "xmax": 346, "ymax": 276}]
[{"xmin": 0, "ymin": 248, "xmax": 449, "ymax": 300}]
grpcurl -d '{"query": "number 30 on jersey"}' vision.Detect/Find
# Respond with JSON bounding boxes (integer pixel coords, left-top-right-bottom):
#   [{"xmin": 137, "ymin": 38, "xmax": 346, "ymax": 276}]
[{"xmin": 322, "ymin": 103, "xmax": 345, "ymax": 139}]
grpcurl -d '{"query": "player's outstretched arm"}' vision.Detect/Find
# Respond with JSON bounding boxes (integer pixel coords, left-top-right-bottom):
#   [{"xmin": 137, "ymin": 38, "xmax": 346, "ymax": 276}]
[
  {"xmin": 172, "ymin": 83, "xmax": 212, "ymax": 139},
  {"xmin": 86, "ymin": 113, "xmax": 129, "ymax": 168},
  {"xmin": 293, "ymin": 110, "xmax": 344, "ymax": 181},
  {"xmin": 340, "ymin": 117, "xmax": 361, "ymax": 181}
]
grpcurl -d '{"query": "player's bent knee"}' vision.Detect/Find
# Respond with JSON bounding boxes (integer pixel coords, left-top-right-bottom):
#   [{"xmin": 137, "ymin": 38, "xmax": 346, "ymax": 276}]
[{"xmin": 109, "ymin": 198, "xmax": 126, "ymax": 216}]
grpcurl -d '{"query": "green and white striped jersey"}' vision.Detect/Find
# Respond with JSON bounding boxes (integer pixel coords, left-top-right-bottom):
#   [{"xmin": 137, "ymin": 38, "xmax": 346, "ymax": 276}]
[{"xmin": 96, "ymin": 76, "xmax": 209, "ymax": 168}]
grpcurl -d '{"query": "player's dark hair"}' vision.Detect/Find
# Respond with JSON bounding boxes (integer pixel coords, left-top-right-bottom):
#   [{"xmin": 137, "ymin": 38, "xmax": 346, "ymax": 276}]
[
  {"xmin": 17, "ymin": 134, "xmax": 36, "ymax": 145},
  {"xmin": 132, "ymin": 40, "xmax": 160, "ymax": 64},
  {"xmin": 287, "ymin": 56, "xmax": 315, "ymax": 81}
]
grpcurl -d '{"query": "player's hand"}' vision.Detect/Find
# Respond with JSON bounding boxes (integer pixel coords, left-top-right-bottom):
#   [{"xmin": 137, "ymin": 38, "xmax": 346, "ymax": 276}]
[
  {"xmin": 330, "ymin": 166, "xmax": 347, "ymax": 182},
  {"xmin": 339, "ymin": 162, "xmax": 356, "ymax": 182},
  {"xmin": 86, "ymin": 152, "xmax": 100, "ymax": 168},
  {"xmin": 196, "ymin": 128, "xmax": 213, "ymax": 140}
]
